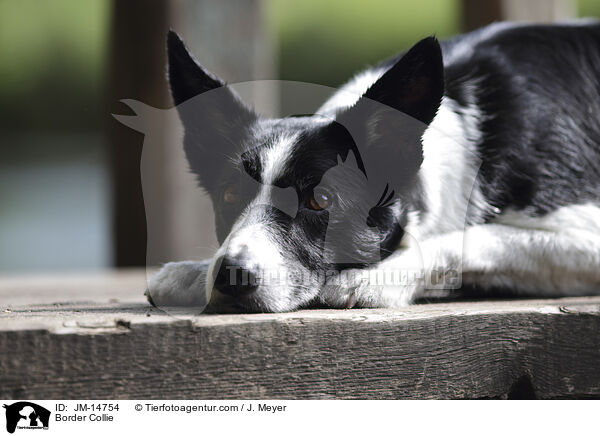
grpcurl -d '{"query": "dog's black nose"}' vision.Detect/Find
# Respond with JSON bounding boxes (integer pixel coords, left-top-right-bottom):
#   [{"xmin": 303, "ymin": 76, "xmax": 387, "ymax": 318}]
[{"xmin": 213, "ymin": 254, "xmax": 259, "ymax": 297}]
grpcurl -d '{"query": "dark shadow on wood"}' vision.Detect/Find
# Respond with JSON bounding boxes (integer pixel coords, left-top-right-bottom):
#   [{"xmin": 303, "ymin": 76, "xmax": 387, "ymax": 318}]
[{"xmin": 507, "ymin": 374, "xmax": 537, "ymax": 399}]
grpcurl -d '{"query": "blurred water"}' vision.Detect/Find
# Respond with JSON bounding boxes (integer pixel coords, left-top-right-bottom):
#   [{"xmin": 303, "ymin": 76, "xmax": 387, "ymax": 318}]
[{"xmin": 0, "ymin": 132, "xmax": 111, "ymax": 272}]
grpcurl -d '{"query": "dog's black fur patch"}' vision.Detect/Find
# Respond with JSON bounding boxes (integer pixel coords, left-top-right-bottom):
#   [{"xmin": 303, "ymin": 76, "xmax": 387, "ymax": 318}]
[{"xmin": 442, "ymin": 23, "xmax": 600, "ymax": 217}]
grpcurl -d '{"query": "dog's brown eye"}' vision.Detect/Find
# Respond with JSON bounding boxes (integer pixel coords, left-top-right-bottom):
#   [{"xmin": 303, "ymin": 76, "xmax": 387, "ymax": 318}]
[
  {"xmin": 309, "ymin": 188, "xmax": 331, "ymax": 211},
  {"xmin": 223, "ymin": 185, "xmax": 240, "ymax": 204}
]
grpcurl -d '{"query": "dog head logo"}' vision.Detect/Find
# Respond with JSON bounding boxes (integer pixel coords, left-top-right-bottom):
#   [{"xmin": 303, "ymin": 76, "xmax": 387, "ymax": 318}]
[
  {"xmin": 112, "ymin": 31, "xmax": 465, "ymax": 312},
  {"xmin": 113, "ymin": 88, "xmax": 432, "ymax": 312},
  {"xmin": 3, "ymin": 402, "xmax": 50, "ymax": 434}
]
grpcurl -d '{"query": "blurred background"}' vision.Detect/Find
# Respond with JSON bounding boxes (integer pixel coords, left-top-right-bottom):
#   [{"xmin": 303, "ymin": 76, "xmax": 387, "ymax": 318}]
[{"xmin": 1, "ymin": 0, "xmax": 599, "ymax": 274}]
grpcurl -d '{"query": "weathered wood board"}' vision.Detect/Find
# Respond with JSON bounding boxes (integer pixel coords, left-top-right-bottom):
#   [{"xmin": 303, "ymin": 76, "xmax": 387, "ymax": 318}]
[{"xmin": 0, "ymin": 272, "xmax": 599, "ymax": 399}]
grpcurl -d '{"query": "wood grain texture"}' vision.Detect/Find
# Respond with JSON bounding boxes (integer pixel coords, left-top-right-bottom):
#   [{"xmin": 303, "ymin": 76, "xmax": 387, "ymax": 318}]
[{"xmin": 1, "ymin": 296, "xmax": 599, "ymax": 399}]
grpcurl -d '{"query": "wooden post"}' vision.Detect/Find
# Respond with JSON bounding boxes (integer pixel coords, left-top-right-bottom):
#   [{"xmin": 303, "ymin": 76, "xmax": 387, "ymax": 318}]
[
  {"xmin": 462, "ymin": 0, "xmax": 576, "ymax": 31},
  {"xmin": 154, "ymin": 0, "xmax": 276, "ymax": 266},
  {"xmin": 107, "ymin": 0, "xmax": 172, "ymax": 267},
  {"xmin": 108, "ymin": 0, "xmax": 275, "ymax": 268}
]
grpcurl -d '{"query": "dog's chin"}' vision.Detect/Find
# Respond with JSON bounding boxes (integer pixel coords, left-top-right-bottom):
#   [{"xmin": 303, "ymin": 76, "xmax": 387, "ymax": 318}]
[
  {"xmin": 204, "ymin": 286, "xmax": 319, "ymax": 314},
  {"xmin": 203, "ymin": 299, "xmax": 249, "ymax": 314},
  {"xmin": 204, "ymin": 289, "xmax": 277, "ymax": 314}
]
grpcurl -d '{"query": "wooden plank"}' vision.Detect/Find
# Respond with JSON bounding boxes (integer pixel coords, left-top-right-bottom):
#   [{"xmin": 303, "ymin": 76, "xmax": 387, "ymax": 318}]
[
  {"xmin": 0, "ymin": 269, "xmax": 149, "ymax": 306},
  {"xmin": 1, "ymin": 287, "xmax": 599, "ymax": 399}
]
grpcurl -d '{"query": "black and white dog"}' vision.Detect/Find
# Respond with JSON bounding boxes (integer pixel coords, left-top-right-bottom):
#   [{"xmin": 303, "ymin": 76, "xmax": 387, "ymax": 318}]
[{"xmin": 148, "ymin": 21, "xmax": 600, "ymax": 312}]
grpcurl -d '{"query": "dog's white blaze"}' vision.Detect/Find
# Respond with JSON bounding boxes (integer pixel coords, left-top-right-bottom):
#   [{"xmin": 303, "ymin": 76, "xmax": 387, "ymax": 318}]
[
  {"xmin": 234, "ymin": 132, "xmax": 296, "ymax": 266},
  {"xmin": 205, "ymin": 133, "xmax": 301, "ymax": 297},
  {"xmin": 262, "ymin": 133, "xmax": 298, "ymax": 185}
]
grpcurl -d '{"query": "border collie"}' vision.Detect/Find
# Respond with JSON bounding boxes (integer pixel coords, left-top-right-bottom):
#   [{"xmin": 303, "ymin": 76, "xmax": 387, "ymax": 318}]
[{"xmin": 147, "ymin": 21, "xmax": 600, "ymax": 312}]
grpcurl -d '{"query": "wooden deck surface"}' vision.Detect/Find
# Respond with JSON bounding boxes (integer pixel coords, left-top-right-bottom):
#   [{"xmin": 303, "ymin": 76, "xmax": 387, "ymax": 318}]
[{"xmin": 1, "ymin": 270, "xmax": 599, "ymax": 399}]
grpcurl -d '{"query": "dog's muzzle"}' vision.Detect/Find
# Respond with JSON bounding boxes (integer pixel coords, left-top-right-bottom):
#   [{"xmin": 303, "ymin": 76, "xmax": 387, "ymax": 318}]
[{"xmin": 212, "ymin": 251, "xmax": 259, "ymax": 298}]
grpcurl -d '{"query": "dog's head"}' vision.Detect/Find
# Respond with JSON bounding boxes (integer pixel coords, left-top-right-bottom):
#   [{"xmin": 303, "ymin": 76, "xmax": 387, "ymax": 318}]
[{"xmin": 167, "ymin": 31, "xmax": 443, "ymax": 312}]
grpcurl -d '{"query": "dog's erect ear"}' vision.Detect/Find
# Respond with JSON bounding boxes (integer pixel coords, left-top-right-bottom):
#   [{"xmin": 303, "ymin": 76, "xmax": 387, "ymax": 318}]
[
  {"xmin": 362, "ymin": 36, "xmax": 444, "ymax": 125},
  {"xmin": 167, "ymin": 31, "xmax": 257, "ymax": 191},
  {"xmin": 166, "ymin": 30, "xmax": 255, "ymax": 124},
  {"xmin": 167, "ymin": 30, "xmax": 225, "ymax": 105},
  {"xmin": 334, "ymin": 37, "xmax": 443, "ymax": 196}
]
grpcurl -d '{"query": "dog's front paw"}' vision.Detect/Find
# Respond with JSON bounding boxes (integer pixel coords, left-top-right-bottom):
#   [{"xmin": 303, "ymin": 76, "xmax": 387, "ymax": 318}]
[
  {"xmin": 321, "ymin": 268, "xmax": 423, "ymax": 309},
  {"xmin": 320, "ymin": 269, "xmax": 367, "ymax": 308},
  {"xmin": 146, "ymin": 260, "xmax": 211, "ymax": 307}
]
